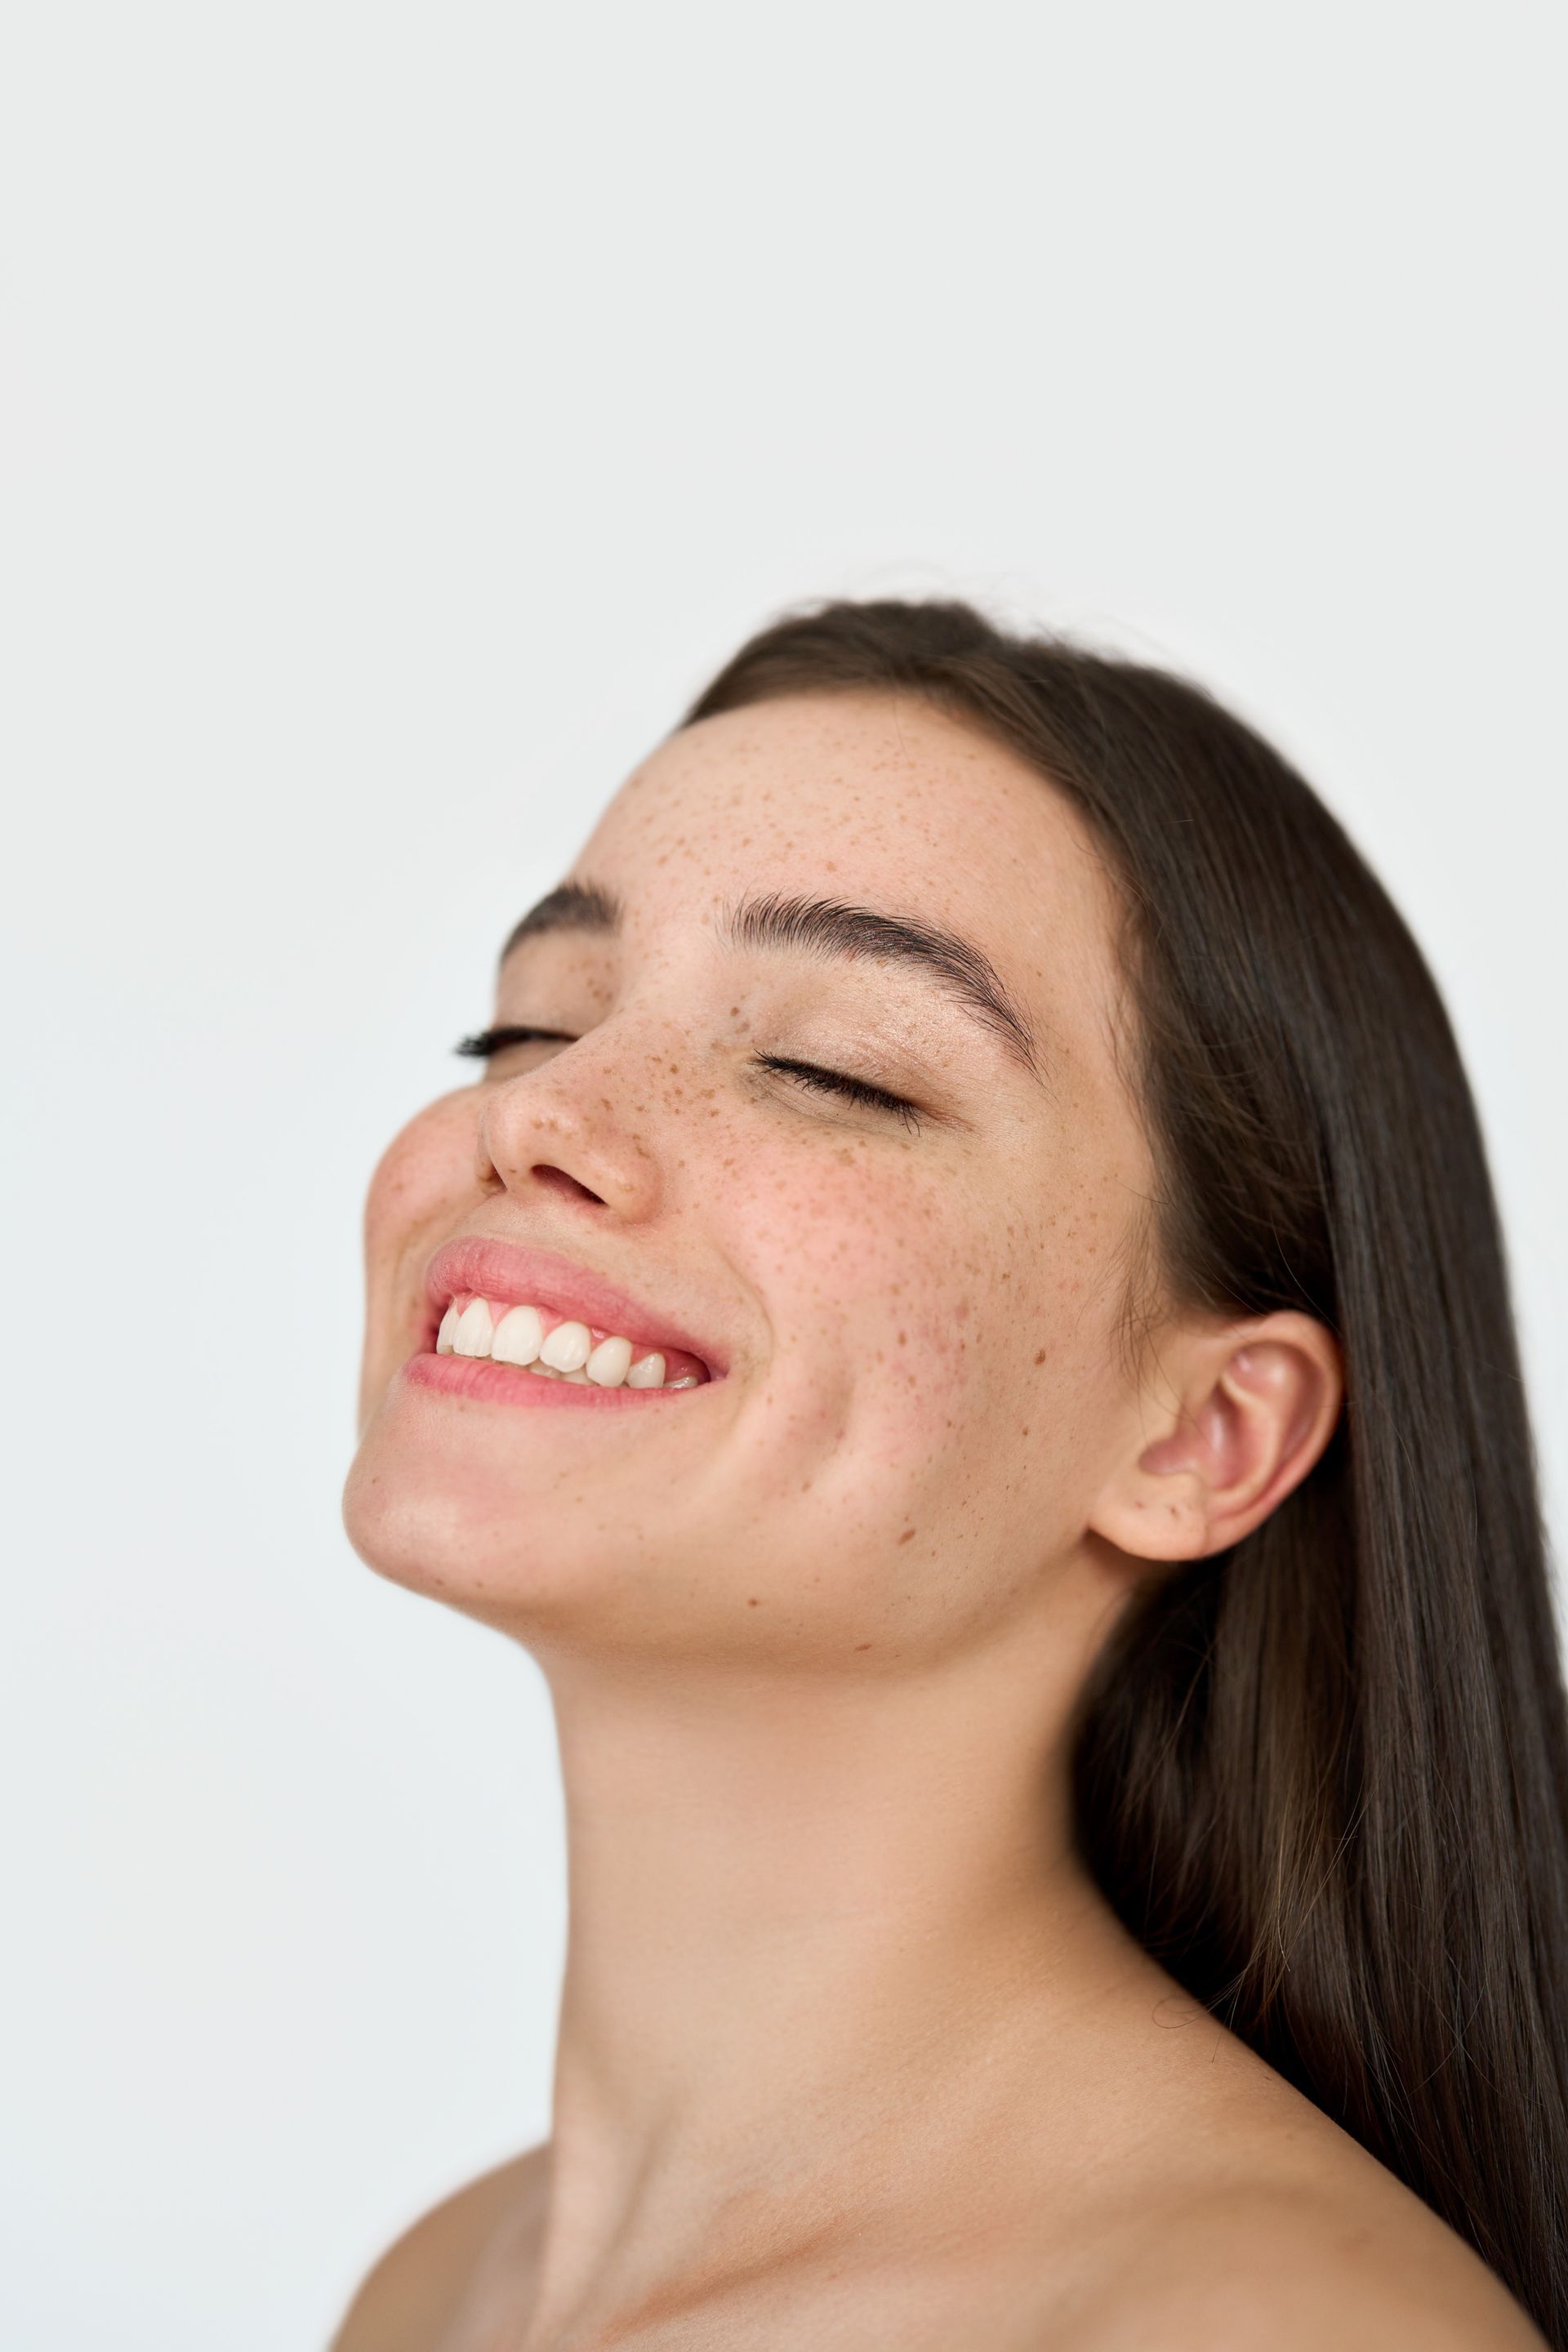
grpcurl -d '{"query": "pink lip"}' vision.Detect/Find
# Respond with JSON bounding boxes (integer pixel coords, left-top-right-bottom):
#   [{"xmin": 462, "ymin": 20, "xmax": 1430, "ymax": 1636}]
[
  {"xmin": 420, "ymin": 1234, "xmax": 728, "ymax": 1377},
  {"xmin": 403, "ymin": 1352, "xmax": 706, "ymax": 1410}
]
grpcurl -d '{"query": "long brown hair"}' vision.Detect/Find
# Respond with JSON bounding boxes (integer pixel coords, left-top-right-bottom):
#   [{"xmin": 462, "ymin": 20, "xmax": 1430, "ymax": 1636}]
[{"xmin": 684, "ymin": 598, "xmax": 1568, "ymax": 2345}]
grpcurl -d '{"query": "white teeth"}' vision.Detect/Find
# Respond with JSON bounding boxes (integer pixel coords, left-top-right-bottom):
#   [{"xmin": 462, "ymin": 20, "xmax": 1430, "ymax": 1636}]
[
  {"xmin": 586, "ymin": 1334, "xmax": 633, "ymax": 1388},
  {"xmin": 435, "ymin": 1298, "xmax": 701, "ymax": 1390},
  {"xmin": 492, "ymin": 1303, "xmax": 544, "ymax": 1365},
  {"xmin": 452, "ymin": 1298, "xmax": 495, "ymax": 1357},
  {"xmin": 540, "ymin": 1318, "xmax": 593, "ymax": 1371}
]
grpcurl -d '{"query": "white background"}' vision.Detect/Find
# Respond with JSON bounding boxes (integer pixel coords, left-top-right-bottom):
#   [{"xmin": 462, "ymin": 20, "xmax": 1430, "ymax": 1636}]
[{"xmin": 3, "ymin": 6, "xmax": 1564, "ymax": 2345}]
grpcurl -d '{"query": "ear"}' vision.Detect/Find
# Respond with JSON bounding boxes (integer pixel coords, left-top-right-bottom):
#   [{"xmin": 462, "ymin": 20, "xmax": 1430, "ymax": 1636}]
[{"xmin": 1088, "ymin": 1312, "xmax": 1343, "ymax": 1565}]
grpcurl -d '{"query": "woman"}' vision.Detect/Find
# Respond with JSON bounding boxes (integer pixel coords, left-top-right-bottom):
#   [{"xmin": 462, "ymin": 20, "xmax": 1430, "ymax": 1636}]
[{"xmin": 332, "ymin": 599, "xmax": 1567, "ymax": 2350}]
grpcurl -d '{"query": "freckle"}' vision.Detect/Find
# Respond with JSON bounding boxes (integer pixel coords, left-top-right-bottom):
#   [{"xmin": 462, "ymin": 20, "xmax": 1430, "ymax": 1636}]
[
  {"xmin": 747, "ymin": 1597, "xmax": 762, "ymax": 1606},
  {"xmin": 898, "ymin": 1527, "xmax": 916, "ymax": 1545},
  {"xmin": 897, "ymin": 1331, "xmax": 906, "ymax": 1345}
]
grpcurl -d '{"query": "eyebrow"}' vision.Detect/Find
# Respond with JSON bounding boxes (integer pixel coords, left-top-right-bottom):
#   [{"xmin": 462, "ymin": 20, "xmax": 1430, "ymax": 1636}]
[
  {"xmin": 501, "ymin": 880, "xmax": 622, "ymax": 957},
  {"xmin": 724, "ymin": 892, "xmax": 1042, "ymax": 1076},
  {"xmin": 500, "ymin": 879, "xmax": 1041, "ymax": 1078}
]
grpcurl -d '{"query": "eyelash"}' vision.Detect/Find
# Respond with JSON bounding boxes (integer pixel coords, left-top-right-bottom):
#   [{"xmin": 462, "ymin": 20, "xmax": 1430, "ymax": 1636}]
[
  {"xmin": 755, "ymin": 1054, "xmax": 923, "ymax": 1132},
  {"xmin": 453, "ymin": 1027, "xmax": 924, "ymax": 1132},
  {"xmin": 454, "ymin": 1026, "xmax": 570, "ymax": 1058}
]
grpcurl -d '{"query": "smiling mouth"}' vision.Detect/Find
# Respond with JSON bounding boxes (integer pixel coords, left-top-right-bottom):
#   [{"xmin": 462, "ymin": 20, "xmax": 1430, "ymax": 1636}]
[{"xmin": 433, "ymin": 1293, "xmax": 710, "ymax": 1391}]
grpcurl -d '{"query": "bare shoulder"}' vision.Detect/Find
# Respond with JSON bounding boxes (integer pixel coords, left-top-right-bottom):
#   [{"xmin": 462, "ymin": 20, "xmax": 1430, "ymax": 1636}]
[
  {"xmin": 1012, "ymin": 1962, "xmax": 1548, "ymax": 2352},
  {"xmin": 1059, "ymin": 2154, "xmax": 1545, "ymax": 2352},
  {"xmin": 327, "ymin": 2142, "xmax": 548, "ymax": 2352}
]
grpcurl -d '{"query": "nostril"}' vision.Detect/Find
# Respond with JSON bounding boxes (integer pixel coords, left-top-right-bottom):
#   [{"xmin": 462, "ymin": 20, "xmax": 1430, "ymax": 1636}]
[{"xmin": 531, "ymin": 1163, "xmax": 606, "ymax": 1207}]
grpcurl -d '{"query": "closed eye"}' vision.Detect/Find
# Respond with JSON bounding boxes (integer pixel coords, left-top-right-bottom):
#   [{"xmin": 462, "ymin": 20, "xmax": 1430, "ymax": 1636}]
[
  {"xmin": 454, "ymin": 1026, "xmax": 574, "ymax": 1056},
  {"xmin": 453, "ymin": 1030, "xmax": 924, "ymax": 1134},
  {"xmin": 752, "ymin": 1054, "xmax": 923, "ymax": 1132}
]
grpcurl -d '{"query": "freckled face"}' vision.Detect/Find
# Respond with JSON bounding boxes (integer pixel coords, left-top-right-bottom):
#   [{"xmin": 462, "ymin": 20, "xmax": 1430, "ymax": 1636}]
[{"xmin": 344, "ymin": 692, "xmax": 1157, "ymax": 1668}]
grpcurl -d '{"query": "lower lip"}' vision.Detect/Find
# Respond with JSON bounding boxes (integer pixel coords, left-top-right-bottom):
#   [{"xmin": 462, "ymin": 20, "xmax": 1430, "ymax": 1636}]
[{"xmin": 402, "ymin": 1351, "xmax": 711, "ymax": 1410}]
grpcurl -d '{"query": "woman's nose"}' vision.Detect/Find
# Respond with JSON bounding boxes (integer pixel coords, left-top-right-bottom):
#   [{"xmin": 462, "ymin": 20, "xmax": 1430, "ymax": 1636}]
[{"xmin": 474, "ymin": 1045, "xmax": 665, "ymax": 1223}]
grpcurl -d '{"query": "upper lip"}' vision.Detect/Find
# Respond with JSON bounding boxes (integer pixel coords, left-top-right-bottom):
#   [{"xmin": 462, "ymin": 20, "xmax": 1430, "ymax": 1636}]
[{"xmin": 422, "ymin": 1234, "xmax": 729, "ymax": 1376}]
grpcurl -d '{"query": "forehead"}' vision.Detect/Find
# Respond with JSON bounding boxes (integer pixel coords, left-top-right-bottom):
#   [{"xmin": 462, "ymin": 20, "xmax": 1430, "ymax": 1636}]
[{"xmin": 575, "ymin": 690, "xmax": 1123, "ymax": 1014}]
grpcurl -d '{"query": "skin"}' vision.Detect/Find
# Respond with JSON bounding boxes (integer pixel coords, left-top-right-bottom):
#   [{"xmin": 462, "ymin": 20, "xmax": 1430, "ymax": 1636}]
[{"xmin": 336, "ymin": 692, "xmax": 1544, "ymax": 2350}]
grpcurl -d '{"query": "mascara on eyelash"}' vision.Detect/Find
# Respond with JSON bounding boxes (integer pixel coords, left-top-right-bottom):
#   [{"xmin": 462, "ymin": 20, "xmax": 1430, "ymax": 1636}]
[
  {"xmin": 757, "ymin": 1057, "xmax": 924, "ymax": 1132},
  {"xmin": 453, "ymin": 1026, "xmax": 558, "ymax": 1056}
]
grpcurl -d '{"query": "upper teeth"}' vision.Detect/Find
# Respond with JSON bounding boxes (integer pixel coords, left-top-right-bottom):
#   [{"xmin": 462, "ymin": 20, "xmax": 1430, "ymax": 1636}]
[{"xmin": 434, "ymin": 1296, "xmax": 698, "ymax": 1390}]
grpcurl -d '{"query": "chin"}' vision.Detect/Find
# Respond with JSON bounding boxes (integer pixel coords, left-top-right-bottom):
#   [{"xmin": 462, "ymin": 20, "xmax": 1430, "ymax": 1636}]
[
  {"xmin": 343, "ymin": 1414, "xmax": 609, "ymax": 1636},
  {"xmin": 341, "ymin": 1350, "xmax": 954, "ymax": 1668},
  {"xmin": 339, "ymin": 1392, "xmax": 728, "ymax": 1664}
]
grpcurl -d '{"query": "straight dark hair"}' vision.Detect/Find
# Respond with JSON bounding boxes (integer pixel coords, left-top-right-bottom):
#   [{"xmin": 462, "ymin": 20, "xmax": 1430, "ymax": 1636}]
[{"xmin": 684, "ymin": 598, "xmax": 1568, "ymax": 2345}]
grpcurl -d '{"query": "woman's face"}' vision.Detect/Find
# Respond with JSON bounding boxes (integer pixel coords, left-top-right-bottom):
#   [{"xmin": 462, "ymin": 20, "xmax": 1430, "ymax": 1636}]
[{"xmin": 345, "ymin": 691, "xmax": 1160, "ymax": 1668}]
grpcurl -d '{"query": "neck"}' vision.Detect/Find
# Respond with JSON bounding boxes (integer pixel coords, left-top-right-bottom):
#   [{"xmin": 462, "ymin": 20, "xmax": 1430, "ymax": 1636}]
[{"xmin": 519, "ymin": 1590, "xmax": 1149, "ymax": 2340}]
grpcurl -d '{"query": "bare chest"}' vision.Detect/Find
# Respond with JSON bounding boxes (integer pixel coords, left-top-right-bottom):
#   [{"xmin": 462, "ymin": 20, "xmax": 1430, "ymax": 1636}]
[{"xmin": 432, "ymin": 2201, "xmax": 1111, "ymax": 2352}]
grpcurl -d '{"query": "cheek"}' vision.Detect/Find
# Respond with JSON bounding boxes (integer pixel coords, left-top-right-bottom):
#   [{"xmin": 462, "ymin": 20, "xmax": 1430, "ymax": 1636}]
[
  {"xmin": 827, "ymin": 1147, "xmax": 1134, "ymax": 1511},
  {"xmin": 363, "ymin": 1092, "xmax": 481, "ymax": 1334},
  {"xmin": 741, "ymin": 1146, "xmax": 987, "ymax": 1490}
]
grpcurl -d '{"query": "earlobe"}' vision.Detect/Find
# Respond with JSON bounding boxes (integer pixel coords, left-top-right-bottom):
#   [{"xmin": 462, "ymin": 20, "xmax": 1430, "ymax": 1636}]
[{"xmin": 1089, "ymin": 1314, "xmax": 1343, "ymax": 1566}]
